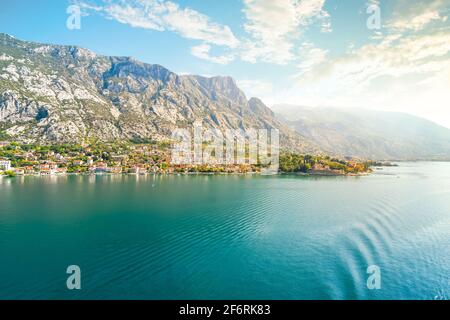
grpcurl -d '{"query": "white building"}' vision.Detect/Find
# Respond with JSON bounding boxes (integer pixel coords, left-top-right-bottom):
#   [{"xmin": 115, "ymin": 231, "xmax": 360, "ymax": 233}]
[{"xmin": 0, "ymin": 160, "xmax": 12, "ymax": 171}]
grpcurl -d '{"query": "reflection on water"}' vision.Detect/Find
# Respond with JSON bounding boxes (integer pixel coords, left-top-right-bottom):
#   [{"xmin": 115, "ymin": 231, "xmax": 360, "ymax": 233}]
[{"xmin": 0, "ymin": 162, "xmax": 449, "ymax": 299}]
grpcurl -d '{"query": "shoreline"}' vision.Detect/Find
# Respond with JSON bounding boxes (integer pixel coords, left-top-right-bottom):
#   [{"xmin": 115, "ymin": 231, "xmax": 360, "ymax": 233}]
[{"xmin": 1, "ymin": 170, "xmax": 373, "ymax": 178}]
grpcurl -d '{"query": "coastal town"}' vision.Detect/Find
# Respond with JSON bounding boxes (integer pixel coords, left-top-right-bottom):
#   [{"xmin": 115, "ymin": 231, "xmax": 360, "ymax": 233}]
[
  {"xmin": 0, "ymin": 140, "xmax": 372, "ymax": 177},
  {"xmin": 0, "ymin": 140, "xmax": 265, "ymax": 177}
]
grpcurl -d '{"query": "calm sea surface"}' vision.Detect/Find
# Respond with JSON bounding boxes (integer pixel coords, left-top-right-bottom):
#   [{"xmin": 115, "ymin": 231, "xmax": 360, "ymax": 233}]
[{"xmin": 0, "ymin": 162, "xmax": 449, "ymax": 300}]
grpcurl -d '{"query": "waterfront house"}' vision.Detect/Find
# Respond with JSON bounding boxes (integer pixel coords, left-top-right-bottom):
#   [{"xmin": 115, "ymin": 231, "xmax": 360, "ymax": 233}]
[
  {"xmin": 106, "ymin": 166, "xmax": 122, "ymax": 174},
  {"xmin": 39, "ymin": 164, "xmax": 50, "ymax": 171},
  {"xmin": 72, "ymin": 160, "xmax": 84, "ymax": 166},
  {"xmin": 95, "ymin": 167, "xmax": 108, "ymax": 174},
  {"xmin": 129, "ymin": 165, "xmax": 147, "ymax": 174},
  {"xmin": 310, "ymin": 163, "xmax": 345, "ymax": 175},
  {"xmin": 150, "ymin": 165, "xmax": 160, "ymax": 173},
  {"xmin": 94, "ymin": 162, "xmax": 108, "ymax": 173},
  {"xmin": 24, "ymin": 166, "xmax": 35, "ymax": 175},
  {"xmin": 138, "ymin": 165, "xmax": 148, "ymax": 174},
  {"xmin": 13, "ymin": 168, "xmax": 25, "ymax": 175},
  {"xmin": 56, "ymin": 167, "xmax": 67, "ymax": 174},
  {"xmin": 40, "ymin": 168, "xmax": 56, "ymax": 175},
  {"xmin": 96, "ymin": 162, "xmax": 107, "ymax": 168},
  {"xmin": 312, "ymin": 163, "xmax": 330, "ymax": 171},
  {"xmin": 129, "ymin": 166, "xmax": 140, "ymax": 174}
]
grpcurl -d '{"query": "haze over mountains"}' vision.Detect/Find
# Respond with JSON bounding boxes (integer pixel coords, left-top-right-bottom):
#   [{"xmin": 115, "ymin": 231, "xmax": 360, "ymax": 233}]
[
  {"xmin": 1, "ymin": 33, "xmax": 450, "ymax": 160},
  {"xmin": 273, "ymin": 105, "xmax": 450, "ymax": 160}
]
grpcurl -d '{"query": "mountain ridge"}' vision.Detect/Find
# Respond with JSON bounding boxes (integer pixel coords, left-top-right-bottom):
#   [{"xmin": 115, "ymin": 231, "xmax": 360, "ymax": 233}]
[
  {"xmin": 0, "ymin": 33, "xmax": 316, "ymax": 153},
  {"xmin": 273, "ymin": 104, "xmax": 450, "ymax": 160}
]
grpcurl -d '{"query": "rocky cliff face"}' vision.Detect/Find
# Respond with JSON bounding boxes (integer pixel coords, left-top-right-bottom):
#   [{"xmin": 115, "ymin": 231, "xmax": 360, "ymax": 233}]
[{"xmin": 0, "ymin": 33, "xmax": 315, "ymax": 152}]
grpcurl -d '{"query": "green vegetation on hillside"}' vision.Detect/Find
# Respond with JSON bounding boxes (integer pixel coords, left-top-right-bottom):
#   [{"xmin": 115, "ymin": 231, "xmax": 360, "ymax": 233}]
[{"xmin": 280, "ymin": 152, "xmax": 370, "ymax": 174}]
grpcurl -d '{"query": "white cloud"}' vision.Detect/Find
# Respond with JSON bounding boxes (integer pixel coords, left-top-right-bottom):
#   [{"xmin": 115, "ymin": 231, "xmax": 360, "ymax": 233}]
[
  {"xmin": 275, "ymin": 0, "xmax": 450, "ymax": 127},
  {"xmin": 279, "ymin": 29, "xmax": 450, "ymax": 128},
  {"xmin": 297, "ymin": 42, "xmax": 328, "ymax": 75},
  {"xmin": 160, "ymin": 2, "xmax": 239, "ymax": 48},
  {"xmin": 240, "ymin": 39, "xmax": 295, "ymax": 65},
  {"xmin": 298, "ymin": 31, "xmax": 450, "ymax": 91},
  {"xmin": 296, "ymin": 0, "xmax": 329, "ymax": 25},
  {"xmin": 320, "ymin": 13, "xmax": 332, "ymax": 33},
  {"xmin": 103, "ymin": 2, "xmax": 164, "ymax": 30},
  {"xmin": 387, "ymin": 0, "xmax": 450, "ymax": 32},
  {"xmin": 240, "ymin": 0, "xmax": 331, "ymax": 64},
  {"xmin": 79, "ymin": 0, "xmax": 332, "ymax": 65},
  {"xmin": 390, "ymin": 10, "xmax": 447, "ymax": 31},
  {"xmin": 190, "ymin": 44, "xmax": 234, "ymax": 65},
  {"xmin": 79, "ymin": 0, "xmax": 239, "ymax": 48}
]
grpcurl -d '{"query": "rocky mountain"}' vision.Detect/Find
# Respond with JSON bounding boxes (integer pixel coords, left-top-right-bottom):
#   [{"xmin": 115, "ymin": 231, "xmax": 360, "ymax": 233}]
[
  {"xmin": 0, "ymin": 33, "xmax": 315, "ymax": 153},
  {"xmin": 273, "ymin": 104, "xmax": 450, "ymax": 160}
]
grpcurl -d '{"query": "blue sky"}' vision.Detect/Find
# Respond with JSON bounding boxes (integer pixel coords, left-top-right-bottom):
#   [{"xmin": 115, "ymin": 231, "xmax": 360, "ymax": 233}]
[{"xmin": 1, "ymin": 0, "xmax": 450, "ymax": 127}]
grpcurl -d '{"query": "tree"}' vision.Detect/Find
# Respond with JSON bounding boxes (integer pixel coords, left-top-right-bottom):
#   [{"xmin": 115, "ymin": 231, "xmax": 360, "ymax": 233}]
[{"xmin": 4, "ymin": 170, "xmax": 16, "ymax": 178}]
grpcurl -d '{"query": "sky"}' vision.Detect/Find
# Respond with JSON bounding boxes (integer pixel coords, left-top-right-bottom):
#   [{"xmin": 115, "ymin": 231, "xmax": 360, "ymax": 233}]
[{"xmin": 1, "ymin": 0, "xmax": 450, "ymax": 128}]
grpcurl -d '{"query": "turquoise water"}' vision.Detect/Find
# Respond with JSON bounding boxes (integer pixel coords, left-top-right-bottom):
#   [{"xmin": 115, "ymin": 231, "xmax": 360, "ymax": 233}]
[{"xmin": 0, "ymin": 162, "xmax": 449, "ymax": 300}]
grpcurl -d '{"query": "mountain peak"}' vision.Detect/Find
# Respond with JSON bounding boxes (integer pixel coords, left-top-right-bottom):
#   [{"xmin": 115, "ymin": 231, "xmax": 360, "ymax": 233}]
[
  {"xmin": 188, "ymin": 74, "xmax": 247, "ymax": 105},
  {"xmin": 0, "ymin": 33, "xmax": 14, "ymax": 39},
  {"xmin": 0, "ymin": 34, "xmax": 310, "ymax": 153},
  {"xmin": 106, "ymin": 57, "xmax": 174, "ymax": 83},
  {"xmin": 0, "ymin": 33, "xmax": 20, "ymax": 46}
]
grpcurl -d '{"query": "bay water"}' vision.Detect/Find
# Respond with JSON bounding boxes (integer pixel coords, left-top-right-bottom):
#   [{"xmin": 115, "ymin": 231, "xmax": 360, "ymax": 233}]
[{"xmin": 0, "ymin": 162, "xmax": 449, "ymax": 299}]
